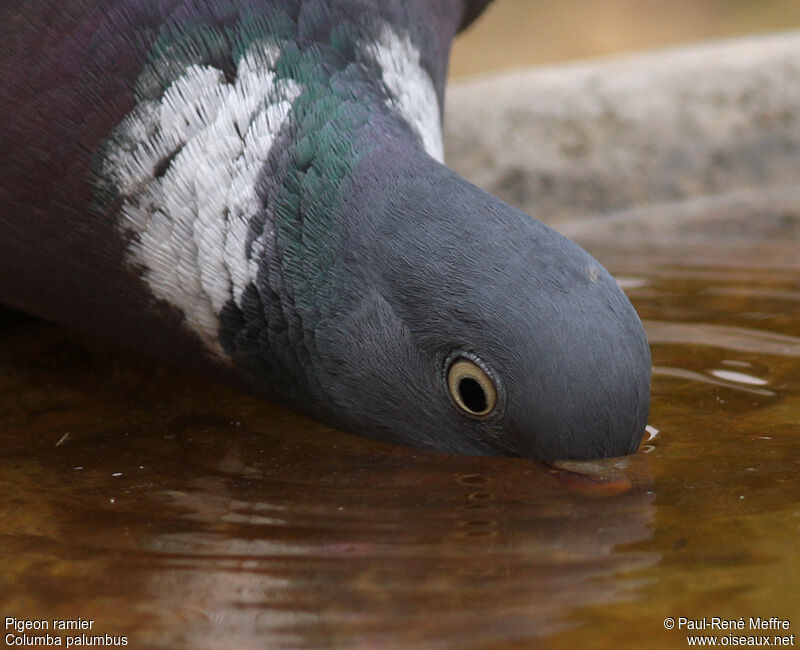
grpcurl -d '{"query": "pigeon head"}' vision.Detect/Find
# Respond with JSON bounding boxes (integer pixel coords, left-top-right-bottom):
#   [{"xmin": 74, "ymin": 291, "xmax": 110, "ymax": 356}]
[{"xmin": 309, "ymin": 145, "xmax": 651, "ymax": 459}]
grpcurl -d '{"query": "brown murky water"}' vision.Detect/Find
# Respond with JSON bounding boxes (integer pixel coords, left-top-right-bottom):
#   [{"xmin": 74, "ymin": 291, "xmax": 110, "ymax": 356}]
[{"xmin": 2, "ymin": 230, "xmax": 798, "ymax": 648}]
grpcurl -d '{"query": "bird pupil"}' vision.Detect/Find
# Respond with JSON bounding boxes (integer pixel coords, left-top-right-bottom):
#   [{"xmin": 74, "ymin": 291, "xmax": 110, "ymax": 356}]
[{"xmin": 458, "ymin": 377, "xmax": 488, "ymax": 413}]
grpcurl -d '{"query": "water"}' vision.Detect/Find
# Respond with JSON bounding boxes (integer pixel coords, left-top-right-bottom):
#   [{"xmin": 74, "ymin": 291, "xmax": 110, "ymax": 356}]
[{"xmin": 1, "ymin": 221, "xmax": 798, "ymax": 648}]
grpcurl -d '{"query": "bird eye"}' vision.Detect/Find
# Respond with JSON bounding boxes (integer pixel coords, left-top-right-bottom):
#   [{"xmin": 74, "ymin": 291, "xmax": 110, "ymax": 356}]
[{"xmin": 446, "ymin": 356, "xmax": 498, "ymax": 418}]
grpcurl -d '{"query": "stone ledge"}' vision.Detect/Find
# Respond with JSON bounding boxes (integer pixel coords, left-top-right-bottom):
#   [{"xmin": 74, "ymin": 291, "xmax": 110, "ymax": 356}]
[{"xmin": 444, "ymin": 31, "xmax": 800, "ymax": 243}]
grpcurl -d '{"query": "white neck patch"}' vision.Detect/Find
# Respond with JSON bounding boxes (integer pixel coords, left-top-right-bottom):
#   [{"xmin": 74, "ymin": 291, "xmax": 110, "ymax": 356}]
[
  {"xmin": 99, "ymin": 24, "xmax": 443, "ymax": 357},
  {"xmin": 362, "ymin": 27, "xmax": 445, "ymax": 163},
  {"xmin": 100, "ymin": 43, "xmax": 301, "ymax": 355}
]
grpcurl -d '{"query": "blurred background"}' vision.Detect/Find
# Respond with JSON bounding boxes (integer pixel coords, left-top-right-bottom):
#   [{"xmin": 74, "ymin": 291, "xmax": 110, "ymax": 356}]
[{"xmin": 450, "ymin": 0, "xmax": 800, "ymax": 77}]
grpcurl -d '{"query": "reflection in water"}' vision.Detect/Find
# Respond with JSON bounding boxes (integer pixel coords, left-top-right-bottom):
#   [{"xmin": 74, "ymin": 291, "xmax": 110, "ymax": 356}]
[
  {"xmin": 708, "ymin": 369, "xmax": 767, "ymax": 387},
  {"xmin": 145, "ymin": 452, "xmax": 654, "ymax": 648},
  {"xmin": 3, "ymin": 221, "xmax": 800, "ymax": 647},
  {"xmin": 645, "ymin": 321, "xmax": 800, "ymax": 358},
  {"xmin": 653, "ymin": 366, "xmax": 775, "ymax": 397}
]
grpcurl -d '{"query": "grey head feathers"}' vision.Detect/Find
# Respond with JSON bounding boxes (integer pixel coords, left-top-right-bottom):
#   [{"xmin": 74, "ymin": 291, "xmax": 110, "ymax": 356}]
[{"xmin": 306, "ymin": 145, "xmax": 651, "ymax": 458}]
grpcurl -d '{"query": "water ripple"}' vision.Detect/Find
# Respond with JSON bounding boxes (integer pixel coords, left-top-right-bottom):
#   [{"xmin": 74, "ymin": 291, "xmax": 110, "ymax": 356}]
[{"xmin": 645, "ymin": 320, "xmax": 800, "ymax": 357}]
